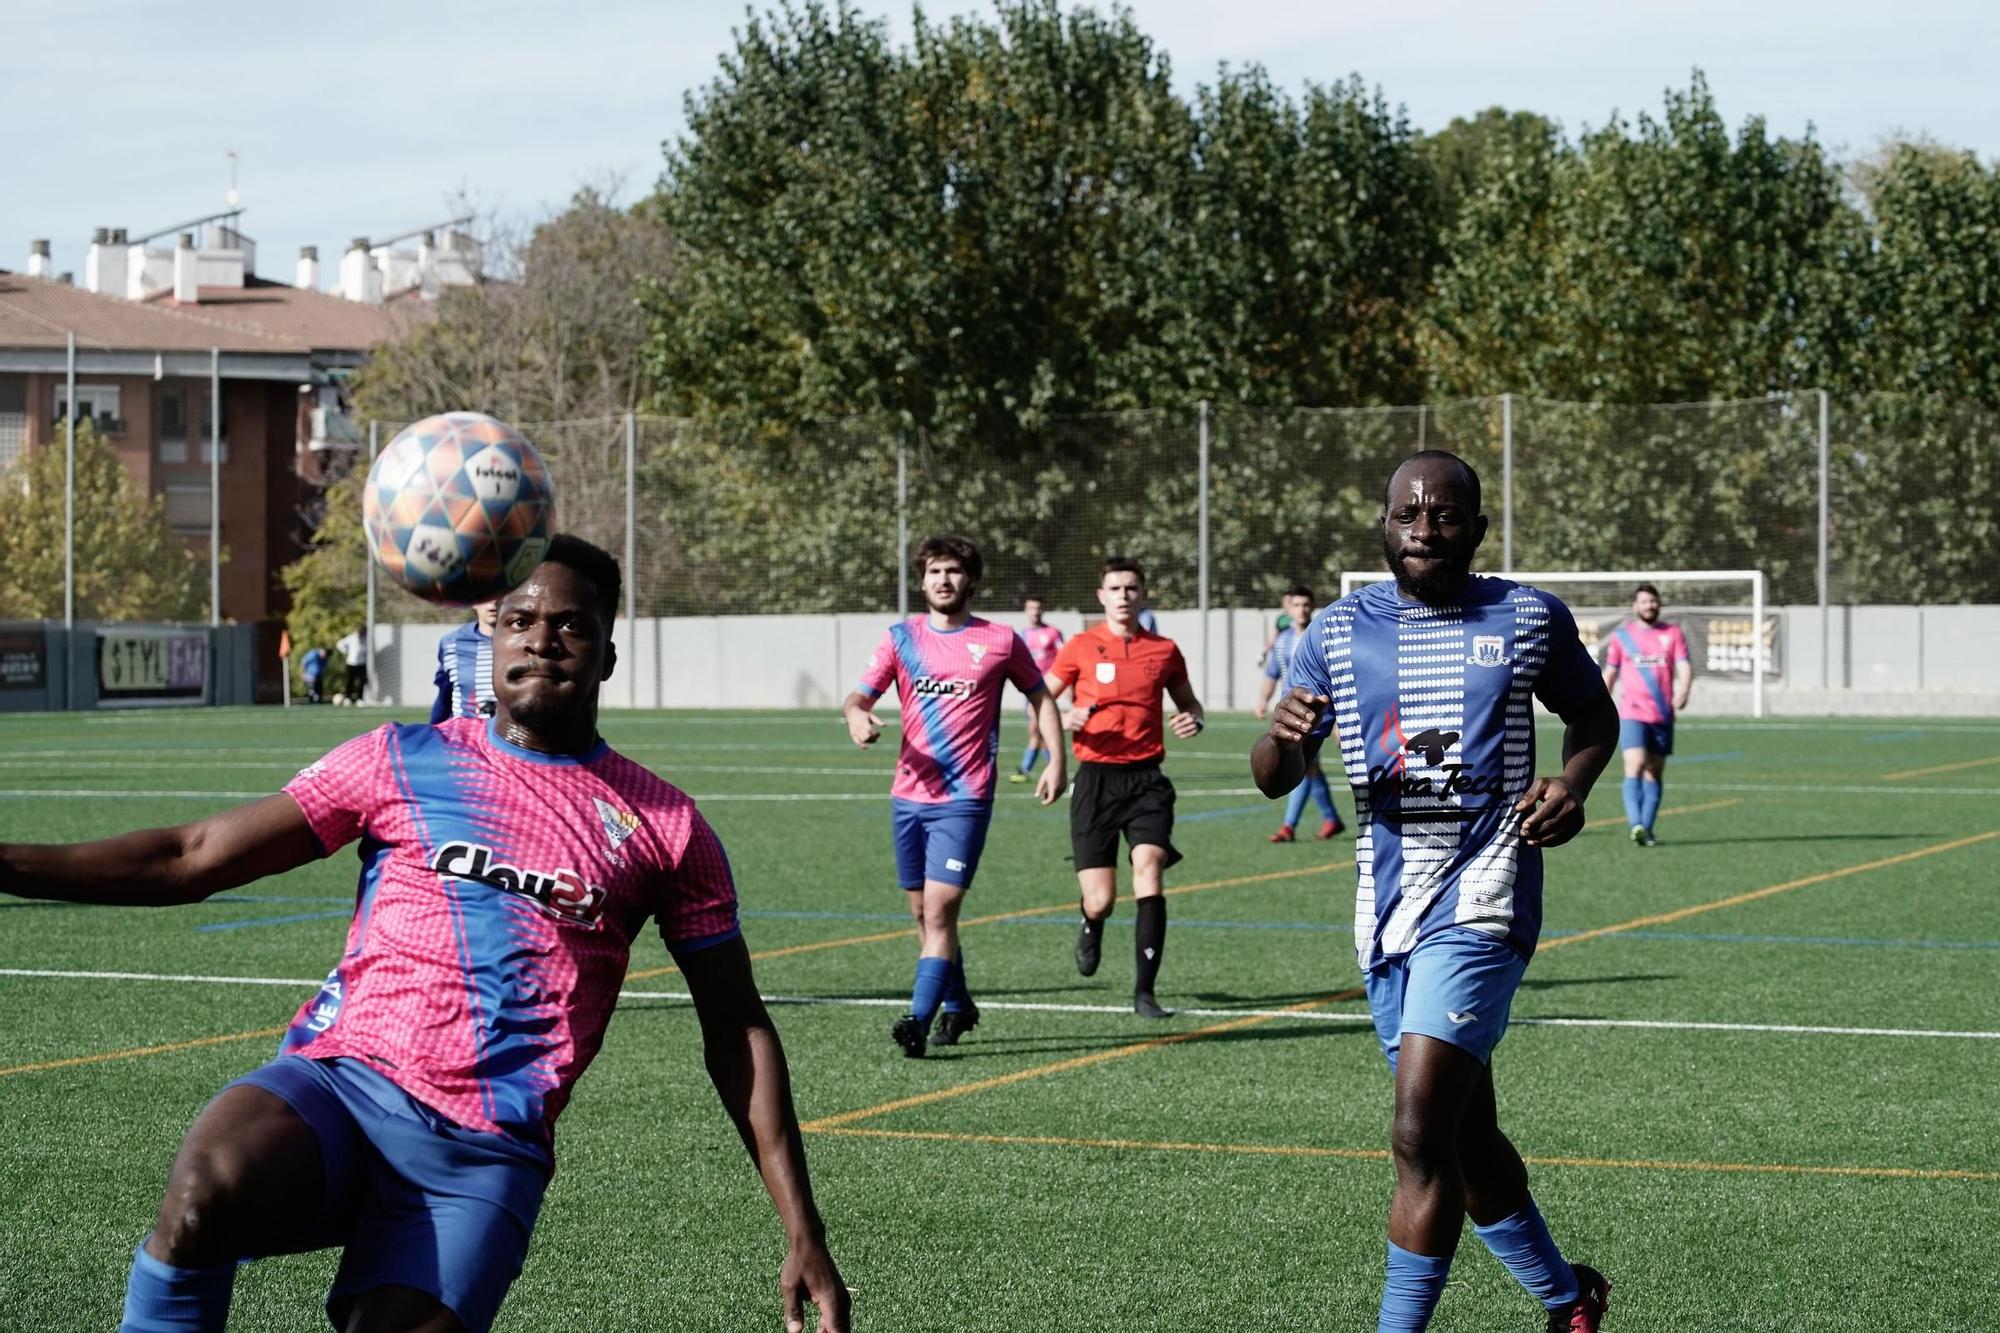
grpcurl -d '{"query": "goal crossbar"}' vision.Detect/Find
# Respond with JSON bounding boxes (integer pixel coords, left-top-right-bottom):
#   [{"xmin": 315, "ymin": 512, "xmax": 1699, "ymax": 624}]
[{"xmin": 1336, "ymin": 568, "xmax": 1766, "ymax": 717}]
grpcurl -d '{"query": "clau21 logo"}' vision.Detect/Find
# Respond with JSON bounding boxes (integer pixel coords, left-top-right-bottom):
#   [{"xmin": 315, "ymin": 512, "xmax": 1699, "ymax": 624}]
[{"xmin": 430, "ymin": 841, "xmax": 607, "ymax": 927}]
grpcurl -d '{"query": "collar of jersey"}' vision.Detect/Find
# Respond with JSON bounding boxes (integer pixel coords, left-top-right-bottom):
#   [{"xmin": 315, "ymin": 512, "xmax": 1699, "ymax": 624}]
[{"xmin": 484, "ymin": 717, "xmax": 608, "ymax": 766}]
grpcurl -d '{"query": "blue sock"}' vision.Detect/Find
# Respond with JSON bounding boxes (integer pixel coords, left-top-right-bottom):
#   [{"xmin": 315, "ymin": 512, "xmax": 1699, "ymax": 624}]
[
  {"xmin": 1283, "ymin": 779, "xmax": 1310, "ymax": 828},
  {"xmin": 1621, "ymin": 776, "xmax": 1643, "ymax": 828},
  {"xmin": 909, "ymin": 956, "xmax": 952, "ymax": 1024},
  {"xmin": 120, "ymin": 1241, "xmax": 235, "ymax": 1332},
  {"xmin": 1019, "ymin": 745, "xmax": 1040, "ymax": 774},
  {"xmin": 1640, "ymin": 777, "xmax": 1663, "ymax": 831},
  {"xmin": 942, "ymin": 949, "xmax": 970, "ymax": 1013},
  {"xmin": 1308, "ymin": 772, "xmax": 1339, "ymax": 822},
  {"xmin": 1378, "ymin": 1241, "xmax": 1452, "ymax": 1332},
  {"xmin": 1473, "ymin": 1200, "xmax": 1579, "ymax": 1310}
]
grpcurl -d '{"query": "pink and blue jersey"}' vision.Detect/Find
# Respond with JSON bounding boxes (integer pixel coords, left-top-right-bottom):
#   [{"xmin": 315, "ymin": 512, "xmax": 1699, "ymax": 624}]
[
  {"xmin": 1023, "ymin": 623, "xmax": 1065, "ymax": 674},
  {"xmin": 1602, "ymin": 621, "xmax": 1689, "ymax": 723},
  {"xmin": 279, "ymin": 716, "xmax": 740, "ymax": 1150},
  {"xmin": 857, "ymin": 616, "xmax": 1043, "ymax": 804}
]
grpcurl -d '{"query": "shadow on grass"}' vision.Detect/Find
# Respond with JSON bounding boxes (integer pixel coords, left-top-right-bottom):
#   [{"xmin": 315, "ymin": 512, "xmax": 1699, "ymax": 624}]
[
  {"xmin": 1518, "ymin": 972, "xmax": 1678, "ymax": 991},
  {"xmin": 935, "ymin": 1022, "xmax": 1373, "ymax": 1061}
]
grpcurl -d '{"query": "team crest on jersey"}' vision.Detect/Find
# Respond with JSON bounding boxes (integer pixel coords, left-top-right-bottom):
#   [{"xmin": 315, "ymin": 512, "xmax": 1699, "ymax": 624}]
[
  {"xmin": 430, "ymin": 841, "xmax": 607, "ymax": 928},
  {"xmin": 594, "ymin": 798, "xmax": 640, "ymax": 853},
  {"xmin": 1095, "ymin": 662, "xmax": 1117, "ymax": 683},
  {"xmin": 1468, "ymin": 635, "xmax": 1510, "ymax": 667},
  {"xmin": 968, "ymin": 642, "xmax": 987, "ymax": 665}
]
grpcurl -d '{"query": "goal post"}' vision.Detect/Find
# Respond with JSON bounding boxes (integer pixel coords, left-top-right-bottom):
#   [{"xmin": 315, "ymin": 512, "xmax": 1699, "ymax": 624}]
[{"xmin": 1336, "ymin": 569, "xmax": 1767, "ymax": 717}]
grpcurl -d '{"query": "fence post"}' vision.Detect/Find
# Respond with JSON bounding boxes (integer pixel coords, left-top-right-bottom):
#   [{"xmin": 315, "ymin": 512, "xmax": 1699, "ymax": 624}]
[
  {"xmin": 896, "ymin": 431, "xmax": 909, "ymax": 618},
  {"xmin": 64, "ymin": 331, "xmax": 75, "ymax": 635},
  {"xmin": 624, "ymin": 411, "xmax": 638, "ymax": 708},
  {"xmin": 1817, "ymin": 389, "xmax": 1830, "ymax": 690},
  {"xmin": 1501, "ymin": 392, "xmax": 1515, "ymax": 574},
  {"xmin": 209, "ymin": 347, "xmax": 221, "ymax": 626},
  {"xmin": 1197, "ymin": 399, "xmax": 1211, "ymax": 707},
  {"xmin": 365, "ymin": 420, "xmax": 378, "ymax": 702}
]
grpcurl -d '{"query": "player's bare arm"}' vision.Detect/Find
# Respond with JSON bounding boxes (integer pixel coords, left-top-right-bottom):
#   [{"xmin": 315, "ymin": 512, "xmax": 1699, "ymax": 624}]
[
  {"xmin": 680, "ymin": 936, "xmax": 851, "ymax": 1333},
  {"xmin": 1253, "ymin": 673, "xmax": 1278, "ymax": 720},
  {"xmin": 0, "ymin": 793, "xmax": 322, "ymax": 907},
  {"xmin": 1166, "ymin": 676, "xmax": 1205, "ymax": 740},
  {"xmin": 840, "ymin": 690, "xmax": 884, "ymax": 748},
  {"xmin": 1672, "ymin": 659, "xmax": 1692, "ymax": 712},
  {"xmin": 1516, "ymin": 690, "xmax": 1620, "ymax": 847},
  {"xmin": 1027, "ymin": 685, "xmax": 1068, "ymax": 805},
  {"xmin": 1250, "ymin": 688, "xmax": 1328, "ymax": 797},
  {"xmin": 1043, "ymin": 671, "xmax": 1091, "ymax": 732}
]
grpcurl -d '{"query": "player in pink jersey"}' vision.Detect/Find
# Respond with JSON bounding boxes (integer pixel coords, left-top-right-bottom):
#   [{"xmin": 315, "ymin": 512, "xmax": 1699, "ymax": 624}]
[
  {"xmin": 1, "ymin": 537, "xmax": 849, "ymax": 1333},
  {"xmin": 1009, "ymin": 594, "xmax": 1067, "ymax": 784},
  {"xmin": 1600, "ymin": 582, "xmax": 1693, "ymax": 846},
  {"xmin": 843, "ymin": 535, "xmax": 1065, "ymax": 1058}
]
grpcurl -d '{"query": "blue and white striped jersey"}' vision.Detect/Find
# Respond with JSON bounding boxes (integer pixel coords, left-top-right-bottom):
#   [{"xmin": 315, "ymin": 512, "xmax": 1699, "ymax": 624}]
[
  {"xmin": 1287, "ymin": 577, "xmax": 1605, "ymax": 969},
  {"xmin": 431, "ymin": 620, "xmax": 494, "ymax": 723}
]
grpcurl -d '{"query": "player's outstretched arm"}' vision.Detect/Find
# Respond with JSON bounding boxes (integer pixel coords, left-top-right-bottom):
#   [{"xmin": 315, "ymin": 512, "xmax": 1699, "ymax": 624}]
[
  {"xmin": 681, "ymin": 937, "xmax": 850, "ymax": 1333},
  {"xmin": 1251, "ymin": 688, "xmax": 1328, "ymax": 798},
  {"xmin": 0, "ymin": 793, "xmax": 322, "ymax": 907},
  {"xmin": 1027, "ymin": 687, "xmax": 1068, "ymax": 805},
  {"xmin": 1517, "ymin": 689, "xmax": 1620, "ymax": 848}
]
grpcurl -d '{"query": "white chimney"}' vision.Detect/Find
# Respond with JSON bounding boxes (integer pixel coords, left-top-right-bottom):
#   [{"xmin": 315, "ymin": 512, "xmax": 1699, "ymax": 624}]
[
  {"xmin": 86, "ymin": 228, "xmax": 129, "ymax": 296},
  {"xmin": 340, "ymin": 237, "xmax": 383, "ymax": 304},
  {"xmin": 417, "ymin": 230, "xmax": 439, "ymax": 298},
  {"xmin": 172, "ymin": 233, "xmax": 199, "ymax": 303},
  {"xmin": 296, "ymin": 245, "xmax": 319, "ymax": 291},
  {"xmin": 27, "ymin": 240, "xmax": 51, "ymax": 279},
  {"xmin": 127, "ymin": 236, "xmax": 170, "ymax": 300}
]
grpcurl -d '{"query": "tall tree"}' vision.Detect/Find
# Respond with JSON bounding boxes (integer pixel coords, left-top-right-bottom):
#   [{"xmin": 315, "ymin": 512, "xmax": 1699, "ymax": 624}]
[{"xmin": 0, "ymin": 422, "xmax": 206, "ymax": 622}]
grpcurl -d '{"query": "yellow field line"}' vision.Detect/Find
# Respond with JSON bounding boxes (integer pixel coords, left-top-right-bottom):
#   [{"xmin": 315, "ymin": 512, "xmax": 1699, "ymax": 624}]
[
  {"xmin": 0, "ymin": 1026, "xmax": 286, "ymax": 1079},
  {"xmin": 1882, "ymin": 755, "xmax": 2000, "ymax": 781},
  {"xmin": 805, "ymin": 828, "xmax": 1997, "ymax": 1129},
  {"xmin": 809, "ymin": 1126, "xmax": 2000, "ymax": 1183},
  {"xmin": 1541, "ymin": 831, "xmax": 2000, "ymax": 953},
  {"xmin": 625, "ymin": 858, "xmax": 1356, "ymax": 982},
  {"xmin": 800, "ymin": 989, "xmax": 1365, "ymax": 1132},
  {"xmin": 1586, "ymin": 796, "xmax": 1741, "ymax": 828}
]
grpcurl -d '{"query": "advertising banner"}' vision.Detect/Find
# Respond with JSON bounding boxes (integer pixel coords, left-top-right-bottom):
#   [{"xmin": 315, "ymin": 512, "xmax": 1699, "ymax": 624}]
[
  {"xmin": 0, "ymin": 625, "xmax": 45, "ymax": 690},
  {"xmin": 1575, "ymin": 610, "xmax": 1780, "ymax": 681},
  {"xmin": 97, "ymin": 628, "xmax": 209, "ymax": 706}
]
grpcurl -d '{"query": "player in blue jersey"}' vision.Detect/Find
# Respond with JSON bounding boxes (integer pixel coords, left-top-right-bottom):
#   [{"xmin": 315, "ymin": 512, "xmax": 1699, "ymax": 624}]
[
  {"xmin": 431, "ymin": 601, "xmax": 499, "ymax": 722},
  {"xmin": 1252, "ymin": 451, "xmax": 1620, "ymax": 1333},
  {"xmin": 1253, "ymin": 584, "xmax": 1343, "ymax": 842}
]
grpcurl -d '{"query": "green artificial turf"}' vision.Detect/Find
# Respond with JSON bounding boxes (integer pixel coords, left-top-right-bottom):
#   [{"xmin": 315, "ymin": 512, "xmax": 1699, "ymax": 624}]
[{"xmin": 2, "ymin": 707, "xmax": 1996, "ymax": 1330}]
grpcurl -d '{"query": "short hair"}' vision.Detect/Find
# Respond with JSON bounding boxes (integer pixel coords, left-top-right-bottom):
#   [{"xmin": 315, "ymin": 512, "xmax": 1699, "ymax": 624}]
[
  {"xmin": 541, "ymin": 534, "xmax": 622, "ymax": 625},
  {"xmin": 1633, "ymin": 582, "xmax": 1661, "ymax": 600},
  {"xmin": 1282, "ymin": 583, "xmax": 1315, "ymax": 602},
  {"xmin": 1100, "ymin": 555, "xmax": 1145, "ymax": 585},
  {"xmin": 1022, "ymin": 593, "xmax": 1044, "ymax": 605},
  {"xmin": 1384, "ymin": 450, "xmax": 1482, "ymax": 513},
  {"xmin": 914, "ymin": 534, "xmax": 983, "ymax": 582}
]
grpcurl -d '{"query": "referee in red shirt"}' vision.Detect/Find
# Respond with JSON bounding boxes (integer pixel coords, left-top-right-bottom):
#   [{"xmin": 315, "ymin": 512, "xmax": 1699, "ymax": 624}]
[{"xmin": 1045, "ymin": 556, "xmax": 1206, "ymax": 1018}]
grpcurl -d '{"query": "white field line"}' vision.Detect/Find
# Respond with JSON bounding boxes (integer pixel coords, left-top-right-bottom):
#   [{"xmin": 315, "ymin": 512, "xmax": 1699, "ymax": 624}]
[{"xmin": 2, "ymin": 969, "xmax": 1994, "ymax": 1041}]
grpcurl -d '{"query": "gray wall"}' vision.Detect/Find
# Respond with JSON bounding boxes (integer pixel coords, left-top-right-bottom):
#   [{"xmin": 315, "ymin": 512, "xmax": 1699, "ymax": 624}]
[{"xmin": 376, "ymin": 605, "xmax": 2000, "ymax": 717}]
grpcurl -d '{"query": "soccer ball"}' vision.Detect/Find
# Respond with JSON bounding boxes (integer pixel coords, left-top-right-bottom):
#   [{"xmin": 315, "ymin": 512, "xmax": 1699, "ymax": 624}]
[{"xmin": 362, "ymin": 412, "xmax": 556, "ymax": 605}]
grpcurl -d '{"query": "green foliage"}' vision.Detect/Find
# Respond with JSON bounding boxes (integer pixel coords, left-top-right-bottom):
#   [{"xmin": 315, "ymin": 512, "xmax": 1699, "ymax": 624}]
[
  {"xmin": 0, "ymin": 422, "xmax": 205, "ymax": 621},
  {"xmin": 1858, "ymin": 143, "xmax": 2000, "ymax": 402}
]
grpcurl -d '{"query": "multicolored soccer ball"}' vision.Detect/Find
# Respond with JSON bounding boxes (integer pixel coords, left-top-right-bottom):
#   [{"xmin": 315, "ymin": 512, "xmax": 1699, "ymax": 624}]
[{"xmin": 362, "ymin": 412, "xmax": 556, "ymax": 605}]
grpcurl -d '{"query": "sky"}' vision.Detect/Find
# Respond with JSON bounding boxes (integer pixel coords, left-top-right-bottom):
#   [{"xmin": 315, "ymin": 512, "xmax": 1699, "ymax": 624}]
[{"xmin": 5, "ymin": 0, "xmax": 1994, "ymax": 287}]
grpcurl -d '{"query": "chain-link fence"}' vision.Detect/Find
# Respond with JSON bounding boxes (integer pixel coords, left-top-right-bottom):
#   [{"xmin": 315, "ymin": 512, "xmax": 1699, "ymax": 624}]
[{"xmin": 359, "ymin": 391, "xmax": 2000, "ymax": 625}]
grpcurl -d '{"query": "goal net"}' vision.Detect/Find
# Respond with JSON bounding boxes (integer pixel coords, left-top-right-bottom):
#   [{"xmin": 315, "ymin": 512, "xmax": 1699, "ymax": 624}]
[{"xmin": 1337, "ymin": 569, "xmax": 1770, "ymax": 717}]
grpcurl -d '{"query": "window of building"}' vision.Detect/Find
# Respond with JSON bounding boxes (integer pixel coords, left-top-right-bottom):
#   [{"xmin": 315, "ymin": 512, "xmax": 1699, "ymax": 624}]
[
  {"xmin": 0, "ymin": 375, "xmax": 25, "ymax": 474},
  {"xmin": 53, "ymin": 383, "xmax": 124, "ymax": 436}
]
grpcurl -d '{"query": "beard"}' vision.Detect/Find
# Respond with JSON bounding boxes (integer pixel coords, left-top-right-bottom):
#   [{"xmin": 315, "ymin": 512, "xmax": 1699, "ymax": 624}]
[
  {"xmin": 926, "ymin": 586, "xmax": 971, "ymax": 616},
  {"xmin": 1637, "ymin": 606, "xmax": 1660, "ymax": 624},
  {"xmin": 1381, "ymin": 527, "xmax": 1472, "ymax": 604}
]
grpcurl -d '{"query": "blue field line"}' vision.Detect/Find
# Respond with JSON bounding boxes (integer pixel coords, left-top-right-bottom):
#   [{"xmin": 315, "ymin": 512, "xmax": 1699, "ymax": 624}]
[
  {"xmin": 1861, "ymin": 730, "xmax": 1926, "ymax": 744},
  {"xmin": 196, "ymin": 910, "xmax": 351, "ymax": 933},
  {"xmin": 735, "ymin": 907, "xmax": 1338, "ymax": 932},
  {"xmin": 1177, "ymin": 804, "xmax": 1274, "ymax": 824},
  {"xmin": 1545, "ymin": 928, "xmax": 2000, "ymax": 951},
  {"xmin": 1670, "ymin": 750, "xmax": 1743, "ymax": 764}
]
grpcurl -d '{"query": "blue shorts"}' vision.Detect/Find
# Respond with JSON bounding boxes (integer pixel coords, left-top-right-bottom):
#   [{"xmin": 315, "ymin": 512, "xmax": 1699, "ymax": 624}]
[
  {"xmin": 1365, "ymin": 927, "xmax": 1530, "ymax": 1071},
  {"xmin": 226, "ymin": 1055, "xmax": 550, "ymax": 1333},
  {"xmin": 1619, "ymin": 718, "xmax": 1673, "ymax": 756},
  {"xmin": 891, "ymin": 798, "xmax": 992, "ymax": 891}
]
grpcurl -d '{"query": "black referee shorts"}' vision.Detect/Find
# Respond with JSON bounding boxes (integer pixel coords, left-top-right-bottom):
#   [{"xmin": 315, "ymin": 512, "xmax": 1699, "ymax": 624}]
[{"xmin": 1070, "ymin": 761, "xmax": 1183, "ymax": 872}]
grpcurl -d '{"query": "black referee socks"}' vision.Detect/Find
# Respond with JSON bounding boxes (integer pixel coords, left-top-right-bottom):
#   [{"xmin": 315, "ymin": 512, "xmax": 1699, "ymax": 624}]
[{"xmin": 1134, "ymin": 896, "xmax": 1167, "ymax": 995}]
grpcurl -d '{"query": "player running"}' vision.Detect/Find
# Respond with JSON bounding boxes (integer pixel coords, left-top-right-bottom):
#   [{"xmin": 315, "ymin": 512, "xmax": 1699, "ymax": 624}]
[
  {"xmin": 1253, "ymin": 583, "xmax": 1344, "ymax": 842},
  {"xmin": 1599, "ymin": 583, "xmax": 1692, "ymax": 846},
  {"xmin": 1046, "ymin": 556, "xmax": 1205, "ymax": 1019},
  {"xmin": 843, "ymin": 536, "xmax": 1066, "ymax": 1058},
  {"xmin": 1252, "ymin": 452, "xmax": 1619, "ymax": 1333},
  {"xmin": 1009, "ymin": 594, "xmax": 1066, "ymax": 783},
  {"xmin": 1, "ymin": 537, "xmax": 849, "ymax": 1333},
  {"xmin": 431, "ymin": 600, "xmax": 499, "ymax": 721}
]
